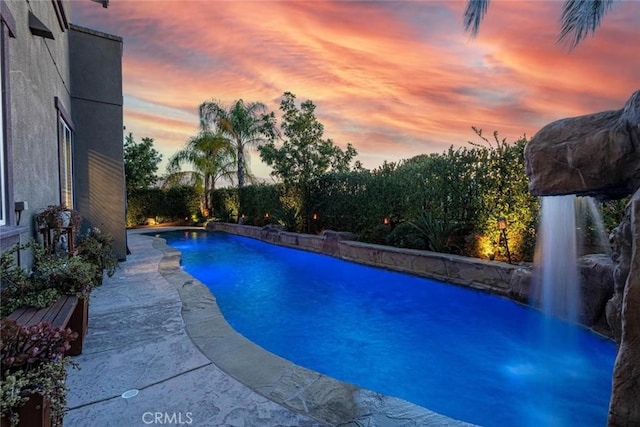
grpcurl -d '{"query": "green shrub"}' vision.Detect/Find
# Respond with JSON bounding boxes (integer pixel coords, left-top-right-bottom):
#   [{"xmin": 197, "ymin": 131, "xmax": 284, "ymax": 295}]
[
  {"xmin": 385, "ymin": 222, "xmax": 426, "ymax": 250},
  {"xmin": 273, "ymin": 205, "xmax": 302, "ymax": 232},
  {"xmin": 210, "ymin": 130, "xmax": 540, "ymax": 261},
  {"xmin": 602, "ymin": 196, "xmax": 631, "ymax": 233},
  {"xmin": 359, "ymin": 224, "xmax": 391, "ymax": 246},
  {"xmin": 408, "ymin": 210, "xmax": 465, "ymax": 253},
  {"xmin": 126, "ymin": 186, "xmax": 200, "ymax": 226}
]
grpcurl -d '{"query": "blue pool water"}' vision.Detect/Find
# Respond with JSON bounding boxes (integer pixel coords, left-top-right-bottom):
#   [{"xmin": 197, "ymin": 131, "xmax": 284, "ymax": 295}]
[{"xmin": 163, "ymin": 230, "xmax": 616, "ymax": 427}]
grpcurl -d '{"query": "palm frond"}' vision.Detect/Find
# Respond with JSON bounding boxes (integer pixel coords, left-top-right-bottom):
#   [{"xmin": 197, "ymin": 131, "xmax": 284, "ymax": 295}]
[
  {"xmin": 464, "ymin": 0, "xmax": 490, "ymax": 37},
  {"xmin": 559, "ymin": 0, "xmax": 614, "ymax": 50},
  {"xmin": 408, "ymin": 210, "xmax": 465, "ymax": 253},
  {"xmin": 199, "ymin": 99, "xmax": 221, "ymax": 131},
  {"xmin": 161, "ymin": 171, "xmax": 204, "ymax": 190},
  {"xmin": 168, "ymin": 131, "xmax": 235, "ymax": 186}
]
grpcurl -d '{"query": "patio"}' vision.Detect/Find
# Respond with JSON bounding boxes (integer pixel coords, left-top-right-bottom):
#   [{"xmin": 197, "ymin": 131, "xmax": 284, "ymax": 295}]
[{"xmin": 64, "ymin": 230, "xmax": 326, "ymax": 427}]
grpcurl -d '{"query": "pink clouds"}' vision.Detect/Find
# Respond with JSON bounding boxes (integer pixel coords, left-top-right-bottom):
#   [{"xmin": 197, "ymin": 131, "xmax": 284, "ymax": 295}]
[{"xmin": 71, "ymin": 0, "xmax": 640, "ymax": 179}]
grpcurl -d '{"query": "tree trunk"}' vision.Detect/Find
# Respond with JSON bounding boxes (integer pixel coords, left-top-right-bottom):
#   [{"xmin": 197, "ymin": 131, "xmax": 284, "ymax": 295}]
[
  {"xmin": 237, "ymin": 142, "xmax": 245, "ymax": 188},
  {"xmin": 203, "ymin": 174, "xmax": 211, "ymax": 217},
  {"xmin": 210, "ymin": 180, "xmax": 216, "ymax": 216}
]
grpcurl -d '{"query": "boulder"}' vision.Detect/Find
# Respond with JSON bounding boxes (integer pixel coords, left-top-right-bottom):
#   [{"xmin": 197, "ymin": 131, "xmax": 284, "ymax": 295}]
[
  {"xmin": 320, "ymin": 230, "xmax": 358, "ymax": 256},
  {"xmin": 578, "ymin": 254, "xmax": 615, "ymax": 327},
  {"xmin": 524, "ymin": 90, "xmax": 640, "ymax": 200},
  {"xmin": 608, "ymin": 191, "xmax": 640, "ymax": 427},
  {"xmin": 260, "ymin": 224, "xmax": 283, "ymax": 242},
  {"xmin": 607, "ymin": 206, "xmax": 633, "ymax": 342},
  {"xmin": 507, "ymin": 267, "xmax": 532, "ymax": 304}
]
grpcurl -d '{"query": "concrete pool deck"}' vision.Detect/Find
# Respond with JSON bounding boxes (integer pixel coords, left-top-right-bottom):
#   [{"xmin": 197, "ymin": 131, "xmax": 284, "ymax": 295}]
[{"xmin": 65, "ymin": 228, "xmax": 475, "ymax": 426}]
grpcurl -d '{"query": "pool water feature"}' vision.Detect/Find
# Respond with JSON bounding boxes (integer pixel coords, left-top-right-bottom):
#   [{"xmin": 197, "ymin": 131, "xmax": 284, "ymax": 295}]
[
  {"xmin": 533, "ymin": 195, "xmax": 581, "ymax": 322},
  {"xmin": 530, "ymin": 195, "xmax": 614, "ymax": 427},
  {"xmin": 164, "ymin": 230, "xmax": 615, "ymax": 427},
  {"xmin": 578, "ymin": 196, "xmax": 612, "ymax": 255}
]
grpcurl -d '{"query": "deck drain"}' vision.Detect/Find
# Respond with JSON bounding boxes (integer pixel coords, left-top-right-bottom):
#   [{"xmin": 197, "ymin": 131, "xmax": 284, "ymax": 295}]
[{"xmin": 121, "ymin": 389, "xmax": 139, "ymax": 399}]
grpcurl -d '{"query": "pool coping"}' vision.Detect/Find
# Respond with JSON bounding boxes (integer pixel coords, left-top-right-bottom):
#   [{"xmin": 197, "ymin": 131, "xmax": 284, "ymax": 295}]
[{"xmin": 147, "ymin": 229, "xmax": 477, "ymax": 426}]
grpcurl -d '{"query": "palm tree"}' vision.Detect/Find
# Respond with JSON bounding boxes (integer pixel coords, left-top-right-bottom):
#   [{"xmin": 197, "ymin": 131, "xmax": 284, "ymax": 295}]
[
  {"xmin": 199, "ymin": 99, "xmax": 275, "ymax": 188},
  {"xmin": 167, "ymin": 130, "xmax": 236, "ymax": 216},
  {"xmin": 464, "ymin": 0, "xmax": 616, "ymax": 49}
]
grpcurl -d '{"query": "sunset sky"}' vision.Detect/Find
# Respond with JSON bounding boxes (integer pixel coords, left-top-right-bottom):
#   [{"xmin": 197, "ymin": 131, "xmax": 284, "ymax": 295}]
[{"xmin": 71, "ymin": 0, "xmax": 639, "ymax": 181}]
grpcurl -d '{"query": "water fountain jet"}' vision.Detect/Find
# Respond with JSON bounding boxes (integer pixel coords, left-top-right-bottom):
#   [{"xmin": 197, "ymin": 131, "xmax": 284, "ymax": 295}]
[
  {"xmin": 577, "ymin": 196, "xmax": 613, "ymax": 256},
  {"xmin": 533, "ymin": 195, "xmax": 581, "ymax": 322}
]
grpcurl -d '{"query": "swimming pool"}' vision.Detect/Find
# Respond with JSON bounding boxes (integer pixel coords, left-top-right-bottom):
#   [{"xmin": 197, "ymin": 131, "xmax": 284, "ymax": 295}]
[{"xmin": 164, "ymin": 230, "xmax": 616, "ymax": 427}]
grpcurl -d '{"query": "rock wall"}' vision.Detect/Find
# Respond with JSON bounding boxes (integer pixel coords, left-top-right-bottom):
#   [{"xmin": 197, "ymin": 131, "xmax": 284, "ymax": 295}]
[
  {"xmin": 524, "ymin": 90, "xmax": 640, "ymax": 200},
  {"xmin": 607, "ymin": 191, "xmax": 640, "ymax": 426},
  {"xmin": 208, "ymin": 221, "xmax": 521, "ymax": 294},
  {"xmin": 579, "ymin": 255, "xmax": 616, "ymax": 334}
]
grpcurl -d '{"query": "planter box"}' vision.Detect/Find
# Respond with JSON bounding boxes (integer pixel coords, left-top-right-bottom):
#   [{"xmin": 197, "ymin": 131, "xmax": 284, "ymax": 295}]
[
  {"xmin": 7, "ymin": 296, "xmax": 86, "ymax": 357},
  {"xmin": 1, "ymin": 394, "xmax": 51, "ymax": 427},
  {"xmin": 68, "ymin": 297, "xmax": 88, "ymax": 356}
]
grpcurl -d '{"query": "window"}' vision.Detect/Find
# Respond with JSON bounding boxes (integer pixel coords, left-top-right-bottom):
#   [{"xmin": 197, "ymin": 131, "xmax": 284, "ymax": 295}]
[
  {"xmin": 59, "ymin": 117, "xmax": 73, "ymax": 208},
  {"xmin": 0, "ymin": 2, "xmax": 13, "ymax": 227},
  {"xmin": 55, "ymin": 97, "xmax": 74, "ymax": 209}
]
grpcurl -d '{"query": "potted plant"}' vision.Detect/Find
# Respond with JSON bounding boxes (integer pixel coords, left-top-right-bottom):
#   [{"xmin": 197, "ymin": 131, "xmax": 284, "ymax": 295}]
[
  {"xmin": 0, "ymin": 318, "xmax": 78, "ymax": 427},
  {"xmin": 32, "ymin": 252, "xmax": 99, "ymax": 299},
  {"xmin": 1, "ymin": 241, "xmax": 98, "ymax": 352},
  {"xmin": 32, "ymin": 249, "xmax": 99, "ymax": 354},
  {"xmin": 76, "ymin": 227, "xmax": 118, "ymax": 285},
  {"xmin": 0, "ymin": 244, "xmax": 60, "ymax": 318},
  {"xmin": 35, "ymin": 206, "xmax": 81, "ymax": 254},
  {"xmin": 0, "ymin": 241, "xmax": 97, "ymax": 303}
]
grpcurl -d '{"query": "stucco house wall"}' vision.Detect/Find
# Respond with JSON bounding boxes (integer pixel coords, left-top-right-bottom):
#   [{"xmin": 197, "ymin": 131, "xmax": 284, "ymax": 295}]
[
  {"xmin": 7, "ymin": 0, "xmax": 71, "ymax": 226},
  {"xmin": 0, "ymin": 0, "xmax": 125, "ymax": 262},
  {"xmin": 69, "ymin": 24, "xmax": 126, "ymax": 260}
]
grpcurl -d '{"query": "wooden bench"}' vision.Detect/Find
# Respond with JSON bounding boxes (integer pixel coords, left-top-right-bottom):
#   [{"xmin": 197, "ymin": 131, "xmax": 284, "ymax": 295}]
[{"xmin": 7, "ymin": 295, "xmax": 84, "ymax": 356}]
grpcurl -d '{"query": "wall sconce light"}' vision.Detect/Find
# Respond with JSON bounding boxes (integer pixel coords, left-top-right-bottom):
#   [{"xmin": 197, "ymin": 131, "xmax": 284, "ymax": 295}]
[
  {"xmin": 312, "ymin": 213, "xmax": 318, "ymax": 220},
  {"xmin": 15, "ymin": 201, "xmax": 28, "ymax": 226},
  {"xmin": 497, "ymin": 216, "xmax": 512, "ymax": 264},
  {"xmin": 383, "ymin": 217, "xmax": 390, "ymax": 225},
  {"xmin": 264, "ymin": 212, "xmax": 269, "ymax": 219}
]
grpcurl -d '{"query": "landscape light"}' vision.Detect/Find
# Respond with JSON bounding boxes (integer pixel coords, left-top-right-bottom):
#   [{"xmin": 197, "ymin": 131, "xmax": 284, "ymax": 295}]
[{"xmin": 497, "ymin": 216, "xmax": 508, "ymax": 230}]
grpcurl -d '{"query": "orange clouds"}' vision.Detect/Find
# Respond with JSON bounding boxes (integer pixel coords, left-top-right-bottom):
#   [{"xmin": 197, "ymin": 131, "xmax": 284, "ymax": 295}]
[{"xmin": 71, "ymin": 0, "xmax": 640, "ymax": 179}]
